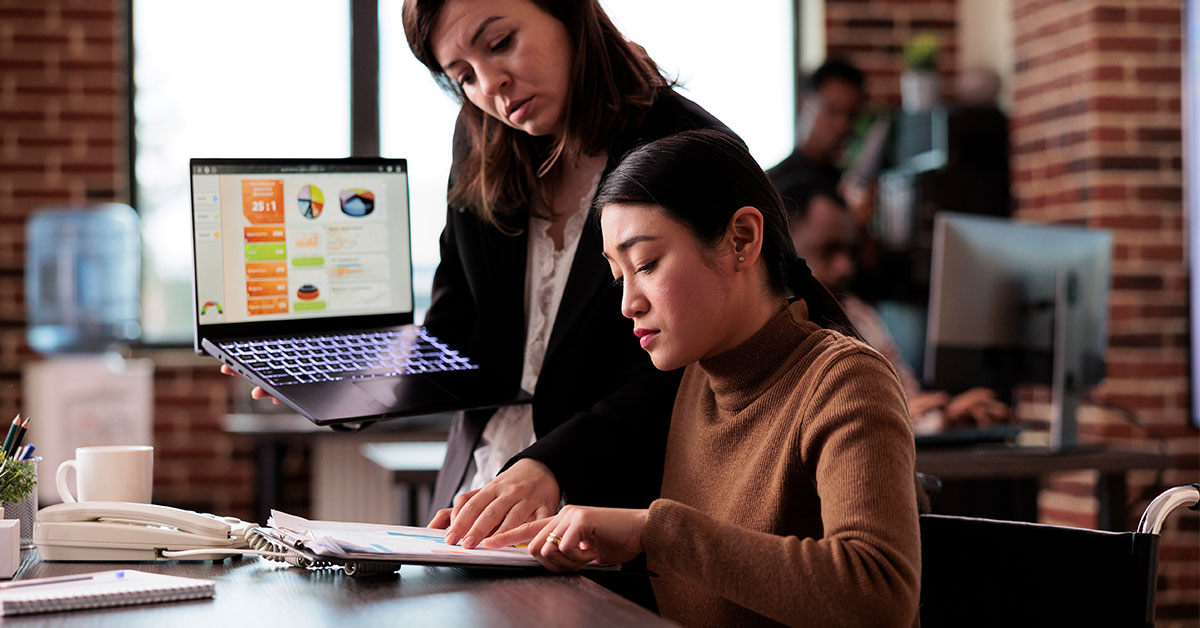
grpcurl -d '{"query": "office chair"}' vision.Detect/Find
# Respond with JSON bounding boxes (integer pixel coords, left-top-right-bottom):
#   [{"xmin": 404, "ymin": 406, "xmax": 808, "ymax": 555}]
[{"xmin": 918, "ymin": 483, "xmax": 1199, "ymax": 628}]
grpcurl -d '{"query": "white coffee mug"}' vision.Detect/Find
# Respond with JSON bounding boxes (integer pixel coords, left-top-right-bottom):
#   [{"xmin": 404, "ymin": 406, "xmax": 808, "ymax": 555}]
[{"xmin": 56, "ymin": 445, "xmax": 153, "ymax": 503}]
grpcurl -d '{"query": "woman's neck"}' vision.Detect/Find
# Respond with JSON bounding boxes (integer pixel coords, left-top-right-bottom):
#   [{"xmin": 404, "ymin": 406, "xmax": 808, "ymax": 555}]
[{"xmin": 704, "ymin": 288, "xmax": 789, "ymax": 362}]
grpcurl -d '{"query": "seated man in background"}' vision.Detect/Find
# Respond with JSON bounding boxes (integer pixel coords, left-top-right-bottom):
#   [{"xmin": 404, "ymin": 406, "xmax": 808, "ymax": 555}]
[{"xmin": 787, "ymin": 185, "xmax": 1010, "ymax": 433}]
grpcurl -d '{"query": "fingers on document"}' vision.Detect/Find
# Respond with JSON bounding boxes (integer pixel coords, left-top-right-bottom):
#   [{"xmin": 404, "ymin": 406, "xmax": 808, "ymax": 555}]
[
  {"xmin": 480, "ymin": 517, "xmax": 553, "ymax": 548},
  {"xmin": 460, "ymin": 493, "xmax": 521, "ymax": 549},
  {"xmin": 428, "ymin": 508, "xmax": 452, "ymax": 529}
]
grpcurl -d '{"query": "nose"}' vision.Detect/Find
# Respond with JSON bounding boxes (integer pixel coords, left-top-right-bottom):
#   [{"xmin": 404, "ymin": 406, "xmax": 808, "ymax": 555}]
[
  {"xmin": 620, "ymin": 281, "xmax": 648, "ymax": 320},
  {"xmin": 476, "ymin": 65, "xmax": 510, "ymax": 97}
]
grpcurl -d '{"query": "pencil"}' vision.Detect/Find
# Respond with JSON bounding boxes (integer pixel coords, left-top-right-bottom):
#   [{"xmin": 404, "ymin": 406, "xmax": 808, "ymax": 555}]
[
  {"xmin": 8, "ymin": 416, "xmax": 29, "ymax": 458},
  {"xmin": 0, "ymin": 415, "xmax": 19, "ymax": 459}
]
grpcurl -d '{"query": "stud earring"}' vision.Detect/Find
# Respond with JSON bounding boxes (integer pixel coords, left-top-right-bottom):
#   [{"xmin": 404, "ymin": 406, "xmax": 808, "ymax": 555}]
[{"xmin": 738, "ymin": 256, "xmax": 745, "ymax": 262}]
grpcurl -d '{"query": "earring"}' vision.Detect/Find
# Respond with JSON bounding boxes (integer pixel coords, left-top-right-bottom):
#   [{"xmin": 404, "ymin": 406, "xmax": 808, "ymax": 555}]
[{"xmin": 738, "ymin": 256, "xmax": 745, "ymax": 262}]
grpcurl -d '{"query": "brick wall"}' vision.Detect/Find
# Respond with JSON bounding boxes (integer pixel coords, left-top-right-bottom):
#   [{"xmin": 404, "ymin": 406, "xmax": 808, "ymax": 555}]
[
  {"xmin": 0, "ymin": 1, "xmax": 309, "ymax": 522},
  {"xmin": 824, "ymin": 0, "xmax": 959, "ymax": 108},
  {"xmin": 1010, "ymin": 0, "xmax": 1197, "ymax": 624}
]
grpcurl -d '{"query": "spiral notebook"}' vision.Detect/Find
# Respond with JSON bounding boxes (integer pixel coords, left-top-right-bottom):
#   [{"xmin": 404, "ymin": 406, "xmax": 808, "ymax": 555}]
[{"xmin": 0, "ymin": 570, "xmax": 215, "ymax": 616}]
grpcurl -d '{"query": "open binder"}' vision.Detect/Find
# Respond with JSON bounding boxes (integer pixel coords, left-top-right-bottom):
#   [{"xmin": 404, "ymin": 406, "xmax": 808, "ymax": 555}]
[{"xmin": 258, "ymin": 511, "xmax": 618, "ymax": 575}]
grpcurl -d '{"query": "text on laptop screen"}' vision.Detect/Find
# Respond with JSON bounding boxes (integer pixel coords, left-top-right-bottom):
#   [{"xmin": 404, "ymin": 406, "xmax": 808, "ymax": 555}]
[{"xmin": 192, "ymin": 161, "xmax": 413, "ymax": 325}]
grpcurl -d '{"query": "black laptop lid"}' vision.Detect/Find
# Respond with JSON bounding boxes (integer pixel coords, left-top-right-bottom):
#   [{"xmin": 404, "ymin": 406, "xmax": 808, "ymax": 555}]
[{"xmin": 190, "ymin": 158, "xmax": 415, "ymax": 353}]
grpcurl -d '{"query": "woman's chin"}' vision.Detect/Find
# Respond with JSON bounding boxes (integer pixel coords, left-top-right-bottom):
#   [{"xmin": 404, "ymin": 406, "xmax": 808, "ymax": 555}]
[{"xmin": 648, "ymin": 349, "xmax": 684, "ymax": 372}]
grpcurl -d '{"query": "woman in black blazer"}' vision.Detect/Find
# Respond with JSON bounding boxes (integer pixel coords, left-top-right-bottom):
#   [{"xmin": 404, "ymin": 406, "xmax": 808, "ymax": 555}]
[{"xmin": 404, "ymin": 0, "xmax": 738, "ymax": 548}]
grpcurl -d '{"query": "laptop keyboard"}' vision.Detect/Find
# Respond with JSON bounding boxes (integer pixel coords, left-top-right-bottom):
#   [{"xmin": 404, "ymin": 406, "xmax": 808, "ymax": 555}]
[{"xmin": 219, "ymin": 327, "xmax": 478, "ymax": 387}]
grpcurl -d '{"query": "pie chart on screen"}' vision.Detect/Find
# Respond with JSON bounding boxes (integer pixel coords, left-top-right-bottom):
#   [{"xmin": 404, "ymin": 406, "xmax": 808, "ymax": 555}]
[
  {"xmin": 298, "ymin": 185, "xmax": 325, "ymax": 219},
  {"xmin": 340, "ymin": 188, "xmax": 375, "ymax": 217}
]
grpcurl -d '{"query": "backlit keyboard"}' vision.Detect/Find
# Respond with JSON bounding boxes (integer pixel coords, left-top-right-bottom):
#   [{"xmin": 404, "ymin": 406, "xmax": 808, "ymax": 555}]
[{"xmin": 219, "ymin": 327, "xmax": 477, "ymax": 387}]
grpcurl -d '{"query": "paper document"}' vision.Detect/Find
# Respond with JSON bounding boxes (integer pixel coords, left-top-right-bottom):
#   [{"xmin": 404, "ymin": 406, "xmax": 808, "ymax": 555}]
[{"xmin": 269, "ymin": 510, "xmax": 616, "ymax": 570}]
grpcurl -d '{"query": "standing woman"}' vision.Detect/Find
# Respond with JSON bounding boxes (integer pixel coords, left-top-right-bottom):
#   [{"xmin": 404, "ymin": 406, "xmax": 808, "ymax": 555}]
[
  {"xmin": 401, "ymin": 0, "xmax": 737, "ymax": 548},
  {"xmin": 486, "ymin": 130, "xmax": 922, "ymax": 628}
]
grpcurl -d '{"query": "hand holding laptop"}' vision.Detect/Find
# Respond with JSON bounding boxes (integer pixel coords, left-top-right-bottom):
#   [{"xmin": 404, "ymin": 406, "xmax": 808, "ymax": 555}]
[{"xmin": 219, "ymin": 364, "xmax": 281, "ymax": 405}]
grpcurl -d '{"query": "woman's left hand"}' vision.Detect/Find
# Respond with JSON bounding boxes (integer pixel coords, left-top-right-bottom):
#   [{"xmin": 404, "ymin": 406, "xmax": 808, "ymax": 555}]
[{"xmin": 481, "ymin": 505, "xmax": 648, "ymax": 572}]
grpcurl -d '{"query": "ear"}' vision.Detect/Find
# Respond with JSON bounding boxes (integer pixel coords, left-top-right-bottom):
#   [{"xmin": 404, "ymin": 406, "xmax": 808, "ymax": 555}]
[{"xmin": 725, "ymin": 206, "xmax": 765, "ymax": 270}]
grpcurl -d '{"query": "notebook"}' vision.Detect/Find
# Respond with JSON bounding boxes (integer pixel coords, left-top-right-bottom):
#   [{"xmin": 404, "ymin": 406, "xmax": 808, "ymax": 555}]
[
  {"xmin": 0, "ymin": 570, "xmax": 214, "ymax": 616},
  {"xmin": 190, "ymin": 158, "xmax": 530, "ymax": 426}
]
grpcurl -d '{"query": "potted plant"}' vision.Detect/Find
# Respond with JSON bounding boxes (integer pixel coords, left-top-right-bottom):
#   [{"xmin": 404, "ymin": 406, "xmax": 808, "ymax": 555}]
[
  {"xmin": 0, "ymin": 457, "xmax": 37, "ymax": 519},
  {"xmin": 901, "ymin": 33, "xmax": 941, "ymax": 112}
]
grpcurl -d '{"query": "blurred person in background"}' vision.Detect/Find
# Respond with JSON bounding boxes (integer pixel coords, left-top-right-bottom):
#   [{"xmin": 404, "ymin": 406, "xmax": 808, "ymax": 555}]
[{"xmin": 786, "ymin": 184, "xmax": 1010, "ymax": 433}]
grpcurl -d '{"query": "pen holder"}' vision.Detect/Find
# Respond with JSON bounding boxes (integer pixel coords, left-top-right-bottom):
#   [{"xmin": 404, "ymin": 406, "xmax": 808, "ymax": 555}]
[{"xmin": 2, "ymin": 457, "xmax": 39, "ymax": 549}]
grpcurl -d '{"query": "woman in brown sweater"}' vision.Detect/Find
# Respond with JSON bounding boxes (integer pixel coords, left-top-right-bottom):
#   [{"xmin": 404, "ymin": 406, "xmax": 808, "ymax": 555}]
[{"xmin": 485, "ymin": 130, "xmax": 921, "ymax": 627}]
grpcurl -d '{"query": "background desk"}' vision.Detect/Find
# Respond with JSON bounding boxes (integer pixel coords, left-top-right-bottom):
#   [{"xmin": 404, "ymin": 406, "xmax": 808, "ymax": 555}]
[
  {"xmin": 916, "ymin": 446, "xmax": 1173, "ymax": 531},
  {"xmin": 7, "ymin": 550, "xmax": 675, "ymax": 627}
]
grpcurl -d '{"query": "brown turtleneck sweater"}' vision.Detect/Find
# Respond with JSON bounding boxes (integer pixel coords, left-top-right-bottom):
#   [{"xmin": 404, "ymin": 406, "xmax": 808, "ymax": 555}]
[{"xmin": 642, "ymin": 300, "xmax": 921, "ymax": 628}]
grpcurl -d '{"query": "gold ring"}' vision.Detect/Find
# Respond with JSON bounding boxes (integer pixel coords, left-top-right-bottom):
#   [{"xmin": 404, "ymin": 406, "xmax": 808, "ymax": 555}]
[{"xmin": 546, "ymin": 532, "xmax": 562, "ymax": 546}]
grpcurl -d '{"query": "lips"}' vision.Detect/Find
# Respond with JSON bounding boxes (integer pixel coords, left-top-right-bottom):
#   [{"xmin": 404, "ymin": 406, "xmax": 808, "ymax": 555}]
[
  {"xmin": 634, "ymin": 327, "xmax": 659, "ymax": 349},
  {"xmin": 506, "ymin": 97, "xmax": 533, "ymax": 124}
]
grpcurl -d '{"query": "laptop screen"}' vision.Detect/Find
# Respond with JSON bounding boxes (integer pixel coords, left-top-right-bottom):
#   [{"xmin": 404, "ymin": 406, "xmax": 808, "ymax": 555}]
[{"xmin": 191, "ymin": 159, "xmax": 413, "ymax": 327}]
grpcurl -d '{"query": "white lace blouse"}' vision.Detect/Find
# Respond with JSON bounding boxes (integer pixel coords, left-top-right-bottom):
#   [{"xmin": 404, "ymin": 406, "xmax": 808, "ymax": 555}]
[{"xmin": 459, "ymin": 166, "xmax": 604, "ymax": 495}]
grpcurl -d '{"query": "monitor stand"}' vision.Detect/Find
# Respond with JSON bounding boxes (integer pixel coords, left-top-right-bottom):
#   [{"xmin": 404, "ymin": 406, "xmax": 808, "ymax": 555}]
[{"xmin": 1050, "ymin": 268, "xmax": 1081, "ymax": 450}]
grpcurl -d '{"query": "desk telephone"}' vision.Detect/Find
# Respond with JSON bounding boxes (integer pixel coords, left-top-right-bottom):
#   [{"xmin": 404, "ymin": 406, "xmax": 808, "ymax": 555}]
[{"xmin": 34, "ymin": 502, "xmax": 258, "ymax": 562}]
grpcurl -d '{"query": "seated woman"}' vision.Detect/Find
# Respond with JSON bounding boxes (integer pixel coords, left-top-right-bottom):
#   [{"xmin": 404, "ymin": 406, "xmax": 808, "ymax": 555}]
[{"xmin": 485, "ymin": 129, "xmax": 921, "ymax": 627}]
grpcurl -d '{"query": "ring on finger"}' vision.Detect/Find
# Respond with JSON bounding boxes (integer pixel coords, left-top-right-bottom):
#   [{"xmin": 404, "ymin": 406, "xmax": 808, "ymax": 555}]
[{"xmin": 546, "ymin": 532, "xmax": 562, "ymax": 546}]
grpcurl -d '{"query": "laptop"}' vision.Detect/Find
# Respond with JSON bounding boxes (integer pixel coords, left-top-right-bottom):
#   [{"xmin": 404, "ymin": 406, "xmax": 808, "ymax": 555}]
[{"xmin": 190, "ymin": 157, "xmax": 529, "ymax": 426}]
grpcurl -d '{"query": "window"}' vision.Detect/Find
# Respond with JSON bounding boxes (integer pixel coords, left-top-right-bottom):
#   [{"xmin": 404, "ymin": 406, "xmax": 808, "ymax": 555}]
[
  {"xmin": 378, "ymin": 0, "xmax": 459, "ymax": 317},
  {"xmin": 133, "ymin": 1, "xmax": 351, "ymax": 344}
]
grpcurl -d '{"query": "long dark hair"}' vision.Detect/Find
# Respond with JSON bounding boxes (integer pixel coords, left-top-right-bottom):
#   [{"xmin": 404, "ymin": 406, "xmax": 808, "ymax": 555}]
[
  {"xmin": 592, "ymin": 129, "xmax": 861, "ymax": 338},
  {"xmin": 403, "ymin": 0, "xmax": 666, "ymax": 226}
]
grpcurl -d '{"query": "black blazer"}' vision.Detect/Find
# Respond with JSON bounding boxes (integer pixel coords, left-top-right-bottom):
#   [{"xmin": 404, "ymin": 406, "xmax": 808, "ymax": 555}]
[{"xmin": 425, "ymin": 90, "xmax": 736, "ymax": 510}]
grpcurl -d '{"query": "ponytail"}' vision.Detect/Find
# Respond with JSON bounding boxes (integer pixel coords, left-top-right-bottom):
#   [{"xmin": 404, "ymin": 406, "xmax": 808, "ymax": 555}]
[{"xmin": 785, "ymin": 257, "xmax": 862, "ymax": 341}]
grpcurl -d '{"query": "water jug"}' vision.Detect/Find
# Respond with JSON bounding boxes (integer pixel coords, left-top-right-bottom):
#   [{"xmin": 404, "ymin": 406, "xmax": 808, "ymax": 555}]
[{"xmin": 25, "ymin": 204, "xmax": 141, "ymax": 353}]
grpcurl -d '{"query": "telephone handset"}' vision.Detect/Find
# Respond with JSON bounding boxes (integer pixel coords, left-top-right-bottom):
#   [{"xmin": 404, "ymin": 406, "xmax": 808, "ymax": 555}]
[{"xmin": 34, "ymin": 501, "xmax": 255, "ymax": 562}]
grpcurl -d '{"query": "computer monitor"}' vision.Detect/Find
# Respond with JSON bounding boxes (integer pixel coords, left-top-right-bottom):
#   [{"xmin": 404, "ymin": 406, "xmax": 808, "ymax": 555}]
[{"xmin": 924, "ymin": 213, "xmax": 1112, "ymax": 449}]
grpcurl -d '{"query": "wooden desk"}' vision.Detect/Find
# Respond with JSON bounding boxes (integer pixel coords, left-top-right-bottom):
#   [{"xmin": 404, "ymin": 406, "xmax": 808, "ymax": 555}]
[
  {"xmin": 916, "ymin": 446, "xmax": 1174, "ymax": 531},
  {"xmin": 6, "ymin": 550, "xmax": 675, "ymax": 627}
]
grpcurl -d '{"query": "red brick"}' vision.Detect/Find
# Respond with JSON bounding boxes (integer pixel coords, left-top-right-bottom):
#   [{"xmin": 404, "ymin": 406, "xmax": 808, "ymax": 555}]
[
  {"xmin": 1093, "ymin": 36, "xmax": 1158, "ymax": 53},
  {"xmin": 1140, "ymin": 245, "xmax": 1183, "ymax": 262},
  {"xmin": 1091, "ymin": 65, "xmax": 1124, "ymax": 81},
  {"xmin": 1105, "ymin": 361, "xmax": 1186, "ymax": 378},
  {"xmin": 1095, "ymin": 156, "xmax": 1161, "ymax": 171},
  {"xmin": 1090, "ymin": 126, "xmax": 1126, "ymax": 142},
  {"xmin": 1092, "ymin": 96, "xmax": 1158, "ymax": 113},
  {"xmin": 1137, "ymin": 127, "xmax": 1182, "ymax": 143},
  {"xmin": 1137, "ymin": 7, "xmax": 1181, "ymax": 24},
  {"xmin": 1087, "ymin": 5, "xmax": 1126, "ymax": 23},
  {"xmin": 1112, "ymin": 274, "xmax": 1164, "ymax": 291},
  {"xmin": 1091, "ymin": 214, "xmax": 1156, "ymax": 229},
  {"xmin": 1085, "ymin": 186, "xmax": 1129, "ymax": 202},
  {"xmin": 1135, "ymin": 66, "xmax": 1181, "ymax": 83},
  {"xmin": 1101, "ymin": 393, "xmax": 1168, "ymax": 410},
  {"xmin": 1137, "ymin": 185, "xmax": 1183, "ymax": 202}
]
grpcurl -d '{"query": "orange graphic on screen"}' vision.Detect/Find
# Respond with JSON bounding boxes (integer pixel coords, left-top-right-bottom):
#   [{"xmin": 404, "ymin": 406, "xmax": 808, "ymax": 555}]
[
  {"xmin": 242, "ymin": 179, "xmax": 285, "ymax": 224},
  {"xmin": 247, "ymin": 298, "xmax": 289, "ymax": 316},
  {"xmin": 245, "ymin": 226, "xmax": 286, "ymax": 243},
  {"xmin": 245, "ymin": 261, "xmax": 287, "ymax": 279},
  {"xmin": 295, "ymin": 231, "xmax": 319, "ymax": 248},
  {"xmin": 247, "ymin": 280, "xmax": 288, "ymax": 297},
  {"xmin": 296, "ymin": 284, "xmax": 320, "ymax": 300}
]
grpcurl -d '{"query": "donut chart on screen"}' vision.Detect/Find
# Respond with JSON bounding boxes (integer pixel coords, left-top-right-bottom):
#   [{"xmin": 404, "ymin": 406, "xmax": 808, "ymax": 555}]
[{"xmin": 297, "ymin": 185, "xmax": 325, "ymax": 219}]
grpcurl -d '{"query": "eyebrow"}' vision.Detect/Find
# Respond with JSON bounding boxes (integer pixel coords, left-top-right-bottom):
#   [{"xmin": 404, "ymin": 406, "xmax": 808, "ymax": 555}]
[
  {"xmin": 442, "ymin": 16, "xmax": 503, "ymax": 72},
  {"xmin": 616, "ymin": 235, "xmax": 659, "ymax": 252},
  {"xmin": 471, "ymin": 16, "xmax": 503, "ymax": 46}
]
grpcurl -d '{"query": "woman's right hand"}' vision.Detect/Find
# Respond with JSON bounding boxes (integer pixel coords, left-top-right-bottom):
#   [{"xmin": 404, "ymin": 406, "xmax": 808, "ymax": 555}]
[{"xmin": 219, "ymin": 364, "xmax": 282, "ymax": 405}]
